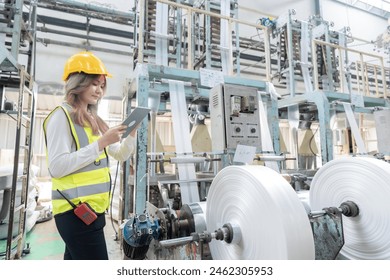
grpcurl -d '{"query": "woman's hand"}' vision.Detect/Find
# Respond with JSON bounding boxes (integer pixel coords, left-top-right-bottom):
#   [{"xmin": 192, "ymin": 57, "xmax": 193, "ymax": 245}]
[
  {"xmin": 129, "ymin": 124, "xmax": 140, "ymax": 137},
  {"xmin": 98, "ymin": 124, "xmax": 127, "ymax": 150}
]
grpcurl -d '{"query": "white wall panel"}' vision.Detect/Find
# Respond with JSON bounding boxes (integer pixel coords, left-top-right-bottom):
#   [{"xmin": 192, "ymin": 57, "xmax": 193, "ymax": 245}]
[
  {"xmin": 238, "ymin": 0, "xmax": 315, "ymax": 22},
  {"xmin": 321, "ymin": 0, "xmax": 387, "ymax": 43}
]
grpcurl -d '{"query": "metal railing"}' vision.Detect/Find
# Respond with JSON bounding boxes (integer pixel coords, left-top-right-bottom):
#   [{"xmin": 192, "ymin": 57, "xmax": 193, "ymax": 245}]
[
  {"xmin": 137, "ymin": 0, "xmax": 272, "ymax": 80},
  {"xmin": 312, "ymin": 39, "xmax": 388, "ymax": 98}
]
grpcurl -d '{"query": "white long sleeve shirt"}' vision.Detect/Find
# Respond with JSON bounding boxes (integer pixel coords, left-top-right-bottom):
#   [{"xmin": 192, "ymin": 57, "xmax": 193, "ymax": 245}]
[{"xmin": 45, "ymin": 108, "xmax": 136, "ymax": 178}]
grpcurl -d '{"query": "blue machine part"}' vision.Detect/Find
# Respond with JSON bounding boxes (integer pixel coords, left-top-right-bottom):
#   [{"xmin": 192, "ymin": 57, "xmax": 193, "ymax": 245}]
[
  {"xmin": 259, "ymin": 17, "xmax": 275, "ymax": 28},
  {"xmin": 123, "ymin": 213, "xmax": 161, "ymax": 248}
]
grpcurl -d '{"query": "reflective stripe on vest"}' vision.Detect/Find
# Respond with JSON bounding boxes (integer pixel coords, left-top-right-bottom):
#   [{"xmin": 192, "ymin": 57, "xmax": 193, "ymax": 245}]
[{"xmin": 43, "ymin": 105, "xmax": 111, "ymax": 215}]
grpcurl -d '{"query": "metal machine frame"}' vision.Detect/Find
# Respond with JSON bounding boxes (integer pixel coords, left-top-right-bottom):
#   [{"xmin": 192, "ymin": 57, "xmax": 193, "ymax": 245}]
[{"xmin": 126, "ymin": 63, "xmax": 278, "ymax": 217}]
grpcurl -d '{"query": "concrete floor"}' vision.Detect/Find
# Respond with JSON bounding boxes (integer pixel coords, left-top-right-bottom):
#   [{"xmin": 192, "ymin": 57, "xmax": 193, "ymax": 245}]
[
  {"xmin": 20, "ymin": 214, "xmax": 124, "ymax": 260},
  {"xmin": 0, "ymin": 178, "xmax": 125, "ymax": 260}
]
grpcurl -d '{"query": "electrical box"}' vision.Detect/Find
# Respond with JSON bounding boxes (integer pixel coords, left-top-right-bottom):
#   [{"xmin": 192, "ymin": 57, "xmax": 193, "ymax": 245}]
[{"xmin": 209, "ymin": 84, "xmax": 262, "ymax": 152}]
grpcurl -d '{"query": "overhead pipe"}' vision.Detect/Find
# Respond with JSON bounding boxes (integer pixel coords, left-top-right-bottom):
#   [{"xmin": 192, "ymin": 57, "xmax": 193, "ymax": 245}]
[
  {"xmin": 37, "ymin": 37, "xmax": 132, "ymax": 56},
  {"xmin": 36, "ymin": 26, "xmax": 132, "ymax": 47},
  {"xmin": 30, "ymin": 14, "xmax": 134, "ymax": 39},
  {"xmin": 25, "ymin": 0, "xmax": 135, "ymax": 22}
]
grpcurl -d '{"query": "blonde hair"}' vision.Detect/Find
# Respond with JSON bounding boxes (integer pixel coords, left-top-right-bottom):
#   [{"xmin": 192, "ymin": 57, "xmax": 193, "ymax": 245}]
[{"xmin": 64, "ymin": 73, "xmax": 109, "ymax": 135}]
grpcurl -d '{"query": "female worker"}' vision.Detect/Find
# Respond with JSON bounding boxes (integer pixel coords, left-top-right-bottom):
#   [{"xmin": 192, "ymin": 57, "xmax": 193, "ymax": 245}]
[{"xmin": 43, "ymin": 51, "xmax": 135, "ymax": 260}]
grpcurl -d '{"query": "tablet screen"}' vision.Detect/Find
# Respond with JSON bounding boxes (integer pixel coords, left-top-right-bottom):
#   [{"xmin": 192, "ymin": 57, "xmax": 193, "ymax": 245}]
[{"xmin": 122, "ymin": 107, "xmax": 151, "ymax": 138}]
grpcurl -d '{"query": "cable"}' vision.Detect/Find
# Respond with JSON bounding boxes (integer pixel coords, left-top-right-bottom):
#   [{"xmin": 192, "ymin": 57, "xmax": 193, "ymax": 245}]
[
  {"xmin": 0, "ymin": 244, "xmax": 18, "ymax": 258},
  {"xmin": 109, "ymin": 160, "xmax": 120, "ymax": 240},
  {"xmin": 309, "ymin": 125, "xmax": 320, "ymax": 156}
]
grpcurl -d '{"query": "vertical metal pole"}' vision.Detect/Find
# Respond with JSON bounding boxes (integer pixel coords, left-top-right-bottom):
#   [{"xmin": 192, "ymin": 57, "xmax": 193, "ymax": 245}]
[
  {"xmin": 205, "ymin": 0, "xmax": 211, "ymax": 69},
  {"xmin": 6, "ymin": 67, "xmax": 24, "ymax": 259},
  {"xmin": 0, "ymin": 85, "xmax": 4, "ymax": 111},
  {"xmin": 311, "ymin": 92, "xmax": 333, "ymax": 164},
  {"xmin": 356, "ymin": 59, "xmax": 362, "ymax": 96},
  {"xmin": 373, "ymin": 65, "xmax": 379, "ymax": 97},
  {"xmin": 17, "ymin": 73, "xmax": 36, "ymax": 258},
  {"xmin": 176, "ymin": 0, "xmax": 183, "ymax": 67},
  {"xmin": 232, "ymin": 0, "xmax": 240, "ymax": 75},
  {"xmin": 133, "ymin": 0, "xmax": 139, "ymax": 48},
  {"xmin": 227, "ymin": 19, "xmax": 233, "ymax": 76},
  {"xmin": 339, "ymin": 29, "xmax": 352, "ymax": 95},
  {"xmin": 187, "ymin": 8, "xmax": 193, "ymax": 69},
  {"xmin": 286, "ymin": 11, "xmax": 295, "ymax": 97},
  {"xmin": 338, "ymin": 48, "xmax": 345, "ymax": 93},
  {"xmin": 191, "ymin": 11, "xmax": 196, "ymax": 69},
  {"xmin": 360, "ymin": 53, "xmax": 367, "ymax": 96},
  {"xmin": 11, "ymin": 0, "xmax": 23, "ymax": 60},
  {"xmin": 324, "ymin": 24, "xmax": 334, "ymax": 91},
  {"xmin": 134, "ymin": 73, "xmax": 149, "ymax": 215},
  {"xmin": 313, "ymin": 0, "xmax": 321, "ymax": 17},
  {"xmin": 137, "ymin": 0, "xmax": 146, "ymax": 63},
  {"xmin": 380, "ymin": 57, "xmax": 387, "ymax": 98},
  {"xmin": 264, "ymin": 28, "xmax": 271, "ymax": 82},
  {"xmin": 27, "ymin": 1, "xmax": 38, "ymax": 77},
  {"xmin": 122, "ymin": 96, "xmax": 131, "ymax": 218},
  {"xmin": 312, "ymin": 40, "xmax": 319, "ymax": 91}
]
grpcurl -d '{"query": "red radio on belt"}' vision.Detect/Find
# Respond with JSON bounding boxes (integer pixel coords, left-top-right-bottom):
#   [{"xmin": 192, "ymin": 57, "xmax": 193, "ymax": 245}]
[{"xmin": 56, "ymin": 189, "xmax": 97, "ymax": 225}]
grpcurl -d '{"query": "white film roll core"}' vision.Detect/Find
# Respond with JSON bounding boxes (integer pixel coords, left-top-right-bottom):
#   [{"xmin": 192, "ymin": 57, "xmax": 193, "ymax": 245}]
[
  {"xmin": 206, "ymin": 165, "xmax": 315, "ymax": 259},
  {"xmin": 310, "ymin": 156, "xmax": 390, "ymax": 259}
]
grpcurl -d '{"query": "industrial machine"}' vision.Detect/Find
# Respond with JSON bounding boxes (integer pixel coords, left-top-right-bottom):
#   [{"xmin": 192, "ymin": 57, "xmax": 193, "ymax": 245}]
[
  {"xmin": 122, "ymin": 76, "xmax": 387, "ymax": 260},
  {"xmin": 119, "ymin": 1, "xmax": 390, "ymax": 261},
  {"xmin": 121, "ymin": 155, "xmax": 390, "ymax": 260},
  {"xmin": 121, "ymin": 154, "xmax": 390, "ymax": 260}
]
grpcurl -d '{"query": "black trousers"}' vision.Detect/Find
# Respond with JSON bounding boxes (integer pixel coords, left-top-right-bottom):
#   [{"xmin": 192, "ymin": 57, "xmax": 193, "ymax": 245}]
[{"xmin": 54, "ymin": 210, "xmax": 108, "ymax": 260}]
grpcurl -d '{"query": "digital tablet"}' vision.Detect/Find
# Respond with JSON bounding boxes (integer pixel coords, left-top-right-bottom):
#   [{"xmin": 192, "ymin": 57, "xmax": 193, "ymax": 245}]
[{"xmin": 121, "ymin": 107, "xmax": 151, "ymax": 138}]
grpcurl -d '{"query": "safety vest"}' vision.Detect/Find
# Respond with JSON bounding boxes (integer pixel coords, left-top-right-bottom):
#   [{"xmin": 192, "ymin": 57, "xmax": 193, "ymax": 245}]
[{"xmin": 43, "ymin": 104, "xmax": 111, "ymax": 215}]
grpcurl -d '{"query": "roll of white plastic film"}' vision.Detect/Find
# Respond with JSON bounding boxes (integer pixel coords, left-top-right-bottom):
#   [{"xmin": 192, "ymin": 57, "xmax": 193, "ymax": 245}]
[
  {"xmin": 206, "ymin": 165, "xmax": 315, "ymax": 259},
  {"xmin": 310, "ymin": 156, "xmax": 390, "ymax": 259}
]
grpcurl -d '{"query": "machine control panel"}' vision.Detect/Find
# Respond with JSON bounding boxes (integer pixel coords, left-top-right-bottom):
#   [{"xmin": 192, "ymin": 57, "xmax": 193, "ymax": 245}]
[{"xmin": 210, "ymin": 84, "xmax": 262, "ymax": 151}]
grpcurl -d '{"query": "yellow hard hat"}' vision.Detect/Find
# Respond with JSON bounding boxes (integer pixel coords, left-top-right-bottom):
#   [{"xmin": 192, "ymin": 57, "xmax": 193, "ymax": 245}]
[{"xmin": 62, "ymin": 51, "xmax": 112, "ymax": 81}]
